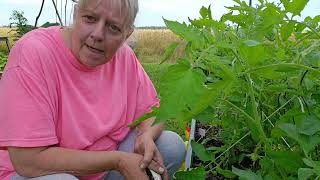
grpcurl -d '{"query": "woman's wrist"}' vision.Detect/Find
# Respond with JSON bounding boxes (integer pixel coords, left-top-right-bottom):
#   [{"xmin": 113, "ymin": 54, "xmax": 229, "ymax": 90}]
[
  {"xmin": 110, "ymin": 151, "xmax": 124, "ymax": 171},
  {"xmin": 137, "ymin": 123, "xmax": 164, "ymax": 140}
]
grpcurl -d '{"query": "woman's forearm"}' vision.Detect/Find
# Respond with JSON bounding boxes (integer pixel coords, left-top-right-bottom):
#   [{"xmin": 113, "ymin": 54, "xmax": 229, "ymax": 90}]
[{"xmin": 8, "ymin": 146, "xmax": 122, "ymax": 178}]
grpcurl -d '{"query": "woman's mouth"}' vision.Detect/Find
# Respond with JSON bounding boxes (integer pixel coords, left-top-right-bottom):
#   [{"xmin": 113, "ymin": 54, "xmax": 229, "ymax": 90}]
[{"xmin": 86, "ymin": 44, "xmax": 104, "ymax": 54}]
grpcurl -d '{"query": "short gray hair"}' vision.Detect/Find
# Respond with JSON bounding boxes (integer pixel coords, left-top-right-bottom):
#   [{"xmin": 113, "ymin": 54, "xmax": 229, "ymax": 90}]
[{"xmin": 77, "ymin": 0, "xmax": 139, "ymax": 28}]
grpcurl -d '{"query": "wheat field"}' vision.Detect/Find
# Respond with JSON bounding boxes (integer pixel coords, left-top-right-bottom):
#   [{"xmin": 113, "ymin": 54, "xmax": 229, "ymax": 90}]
[
  {"xmin": 132, "ymin": 29, "xmax": 185, "ymax": 63},
  {"xmin": 0, "ymin": 28, "xmax": 16, "ymax": 53}
]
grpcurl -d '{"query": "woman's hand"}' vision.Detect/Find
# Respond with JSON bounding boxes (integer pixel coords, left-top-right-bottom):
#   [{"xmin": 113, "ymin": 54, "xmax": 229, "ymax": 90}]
[
  {"xmin": 134, "ymin": 130, "xmax": 169, "ymax": 180},
  {"xmin": 116, "ymin": 152, "xmax": 164, "ymax": 180}
]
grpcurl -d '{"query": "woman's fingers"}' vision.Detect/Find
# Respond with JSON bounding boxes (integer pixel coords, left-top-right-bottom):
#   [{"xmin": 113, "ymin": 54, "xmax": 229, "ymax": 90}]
[
  {"xmin": 147, "ymin": 160, "xmax": 165, "ymax": 175},
  {"xmin": 140, "ymin": 147, "xmax": 154, "ymax": 169},
  {"xmin": 153, "ymin": 149, "xmax": 169, "ymax": 180},
  {"xmin": 153, "ymin": 148, "xmax": 164, "ymax": 165}
]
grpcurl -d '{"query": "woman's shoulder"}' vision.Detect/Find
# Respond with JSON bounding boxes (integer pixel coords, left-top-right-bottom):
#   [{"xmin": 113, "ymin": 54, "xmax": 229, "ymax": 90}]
[
  {"xmin": 16, "ymin": 26, "xmax": 61, "ymax": 48},
  {"xmin": 113, "ymin": 43, "xmax": 142, "ymax": 69},
  {"xmin": 9, "ymin": 26, "xmax": 61, "ymax": 58},
  {"xmin": 6, "ymin": 26, "xmax": 62, "ymax": 72}
]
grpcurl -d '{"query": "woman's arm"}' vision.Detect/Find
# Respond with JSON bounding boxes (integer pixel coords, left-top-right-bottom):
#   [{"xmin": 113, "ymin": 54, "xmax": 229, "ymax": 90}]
[{"xmin": 8, "ymin": 146, "xmax": 121, "ymax": 177}]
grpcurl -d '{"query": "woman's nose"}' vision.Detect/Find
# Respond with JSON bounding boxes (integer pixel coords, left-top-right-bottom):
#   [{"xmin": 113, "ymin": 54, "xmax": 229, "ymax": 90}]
[{"xmin": 90, "ymin": 22, "xmax": 104, "ymax": 42}]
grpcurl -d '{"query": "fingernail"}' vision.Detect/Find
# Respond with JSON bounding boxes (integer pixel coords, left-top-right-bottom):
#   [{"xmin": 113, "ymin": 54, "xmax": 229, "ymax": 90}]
[
  {"xmin": 158, "ymin": 167, "xmax": 164, "ymax": 173},
  {"xmin": 140, "ymin": 164, "xmax": 146, "ymax": 169}
]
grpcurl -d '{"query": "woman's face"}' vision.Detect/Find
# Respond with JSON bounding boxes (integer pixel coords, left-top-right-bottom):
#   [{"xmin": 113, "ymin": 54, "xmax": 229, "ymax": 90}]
[{"xmin": 69, "ymin": 0, "xmax": 132, "ymax": 67}]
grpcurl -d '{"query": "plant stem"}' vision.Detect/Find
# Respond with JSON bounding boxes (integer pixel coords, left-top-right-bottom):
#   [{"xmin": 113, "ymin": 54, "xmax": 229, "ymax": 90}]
[
  {"xmin": 245, "ymin": 73, "xmax": 268, "ymax": 149},
  {"xmin": 195, "ymin": 45, "xmax": 216, "ymax": 63},
  {"xmin": 221, "ymin": 99, "xmax": 255, "ymax": 122}
]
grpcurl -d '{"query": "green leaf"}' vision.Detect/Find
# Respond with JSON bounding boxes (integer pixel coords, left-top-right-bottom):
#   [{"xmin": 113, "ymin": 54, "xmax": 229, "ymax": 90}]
[
  {"xmin": 260, "ymin": 157, "xmax": 274, "ymax": 173},
  {"xmin": 278, "ymin": 121, "xmax": 320, "ymax": 153},
  {"xmin": 300, "ymin": 135, "xmax": 320, "ymax": 154},
  {"xmin": 216, "ymin": 168, "xmax": 237, "ymax": 178},
  {"xmin": 207, "ymin": 5, "xmax": 212, "ymax": 20},
  {"xmin": 194, "ymin": 107, "xmax": 215, "ymax": 124},
  {"xmin": 200, "ymin": 6, "xmax": 209, "ymax": 19},
  {"xmin": 216, "ymin": 41, "xmax": 235, "ymax": 49},
  {"xmin": 306, "ymin": 51, "xmax": 320, "ymax": 67},
  {"xmin": 128, "ymin": 109, "xmax": 157, "ymax": 127},
  {"xmin": 298, "ymin": 168, "xmax": 314, "ymax": 180},
  {"xmin": 302, "ymin": 159, "xmax": 320, "ymax": 176},
  {"xmin": 281, "ymin": 21, "xmax": 295, "ymax": 40},
  {"xmin": 174, "ymin": 167, "xmax": 206, "ymax": 180},
  {"xmin": 164, "ymin": 19, "xmax": 204, "ymax": 48},
  {"xmin": 191, "ymin": 140, "xmax": 213, "ymax": 162},
  {"xmin": 160, "ymin": 42, "xmax": 179, "ymax": 64},
  {"xmin": 278, "ymin": 123, "xmax": 300, "ymax": 142},
  {"xmin": 253, "ymin": 3, "xmax": 284, "ymax": 38},
  {"xmin": 157, "ymin": 60, "xmax": 206, "ymax": 121},
  {"xmin": 243, "ymin": 40, "xmax": 261, "ymax": 47},
  {"xmin": 268, "ymin": 150, "xmax": 304, "ymax": 173},
  {"xmin": 190, "ymin": 19, "xmax": 226, "ymax": 30},
  {"xmin": 232, "ymin": 167, "xmax": 263, "ymax": 180},
  {"xmin": 296, "ymin": 22, "xmax": 307, "ymax": 32},
  {"xmin": 264, "ymin": 173, "xmax": 282, "ymax": 180},
  {"xmin": 281, "ymin": 0, "xmax": 309, "ymax": 16},
  {"xmin": 299, "ymin": 114, "xmax": 320, "ymax": 136},
  {"xmin": 171, "ymin": 77, "xmax": 235, "ymax": 126},
  {"xmin": 222, "ymin": 13, "xmax": 248, "ymax": 27},
  {"xmin": 303, "ymin": 158, "xmax": 315, "ymax": 167},
  {"xmin": 262, "ymin": 84, "xmax": 287, "ymax": 93},
  {"xmin": 251, "ymin": 69, "xmax": 284, "ymax": 80},
  {"xmin": 239, "ymin": 40, "xmax": 266, "ymax": 66}
]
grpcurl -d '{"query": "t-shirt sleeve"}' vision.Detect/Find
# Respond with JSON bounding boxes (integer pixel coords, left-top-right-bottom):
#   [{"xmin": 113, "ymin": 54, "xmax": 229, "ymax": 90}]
[
  {"xmin": 0, "ymin": 38, "xmax": 58, "ymax": 149},
  {"xmin": 133, "ymin": 62, "xmax": 160, "ymax": 121}
]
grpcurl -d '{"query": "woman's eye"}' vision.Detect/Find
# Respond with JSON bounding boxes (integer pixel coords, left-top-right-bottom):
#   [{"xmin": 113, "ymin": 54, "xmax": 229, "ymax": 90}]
[
  {"xmin": 109, "ymin": 24, "xmax": 121, "ymax": 33},
  {"xmin": 83, "ymin": 15, "xmax": 96, "ymax": 23}
]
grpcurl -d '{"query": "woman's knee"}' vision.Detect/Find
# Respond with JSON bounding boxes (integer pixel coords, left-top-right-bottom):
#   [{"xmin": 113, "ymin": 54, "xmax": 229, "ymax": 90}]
[{"xmin": 156, "ymin": 131, "xmax": 186, "ymax": 167}]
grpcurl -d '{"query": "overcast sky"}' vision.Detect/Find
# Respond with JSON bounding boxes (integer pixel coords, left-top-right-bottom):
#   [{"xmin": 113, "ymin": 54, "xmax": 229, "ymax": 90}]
[{"xmin": 0, "ymin": 0, "xmax": 319, "ymax": 27}]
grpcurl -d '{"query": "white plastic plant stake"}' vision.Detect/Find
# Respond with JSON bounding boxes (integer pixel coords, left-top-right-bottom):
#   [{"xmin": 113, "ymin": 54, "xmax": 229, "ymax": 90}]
[{"xmin": 150, "ymin": 169, "xmax": 162, "ymax": 180}]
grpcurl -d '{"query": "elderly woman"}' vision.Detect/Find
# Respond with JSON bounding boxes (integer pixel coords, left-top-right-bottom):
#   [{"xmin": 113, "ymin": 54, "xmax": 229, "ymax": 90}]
[{"xmin": 0, "ymin": 0, "xmax": 186, "ymax": 180}]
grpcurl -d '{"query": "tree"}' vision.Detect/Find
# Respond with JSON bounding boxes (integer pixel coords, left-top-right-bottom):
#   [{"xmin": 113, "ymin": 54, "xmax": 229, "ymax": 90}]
[{"xmin": 9, "ymin": 10, "xmax": 33, "ymax": 38}]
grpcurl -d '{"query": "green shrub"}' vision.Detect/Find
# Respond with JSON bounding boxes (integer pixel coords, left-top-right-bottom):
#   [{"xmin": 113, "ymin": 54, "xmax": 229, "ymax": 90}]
[{"xmin": 9, "ymin": 10, "xmax": 34, "ymax": 38}]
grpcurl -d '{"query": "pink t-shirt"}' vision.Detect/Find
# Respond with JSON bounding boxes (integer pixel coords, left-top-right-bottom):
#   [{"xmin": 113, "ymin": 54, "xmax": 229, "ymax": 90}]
[{"xmin": 0, "ymin": 26, "xmax": 159, "ymax": 180}]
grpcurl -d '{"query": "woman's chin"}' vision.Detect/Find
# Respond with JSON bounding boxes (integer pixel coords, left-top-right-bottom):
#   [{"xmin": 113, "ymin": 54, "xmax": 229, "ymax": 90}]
[{"xmin": 79, "ymin": 54, "xmax": 109, "ymax": 67}]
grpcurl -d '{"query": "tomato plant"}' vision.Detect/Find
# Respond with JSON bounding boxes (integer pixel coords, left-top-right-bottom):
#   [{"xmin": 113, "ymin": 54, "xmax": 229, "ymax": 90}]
[{"xmin": 133, "ymin": 0, "xmax": 320, "ymax": 179}]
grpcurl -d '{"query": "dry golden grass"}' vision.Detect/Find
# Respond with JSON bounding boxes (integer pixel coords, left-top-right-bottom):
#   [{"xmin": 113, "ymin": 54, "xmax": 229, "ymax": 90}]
[
  {"xmin": 0, "ymin": 27, "xmax": 16, "ymax": 54},
  {"xmin": 132, "ymin": 29, "xmax": 185, "ymax": 63}
]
